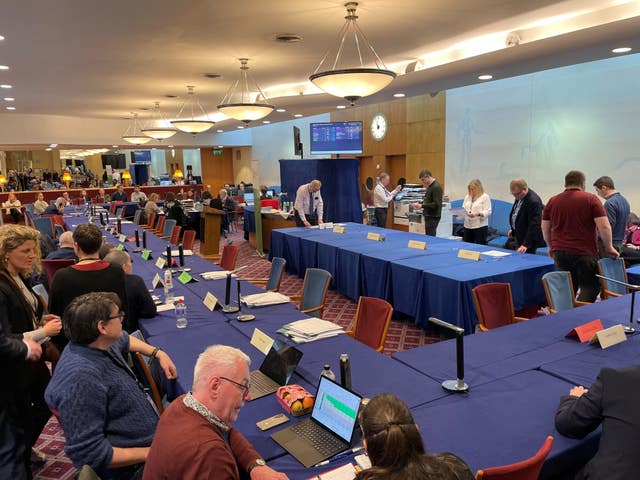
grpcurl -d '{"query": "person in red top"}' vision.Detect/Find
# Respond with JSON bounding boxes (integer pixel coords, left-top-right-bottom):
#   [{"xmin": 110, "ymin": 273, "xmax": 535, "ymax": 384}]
[
  {"xmin": 542, "ymin": 170, "xmax": 619, "ymax": 302},
  {"xmin": 143, "ymin": 345, "xmax": 288, "ymax": 480}
]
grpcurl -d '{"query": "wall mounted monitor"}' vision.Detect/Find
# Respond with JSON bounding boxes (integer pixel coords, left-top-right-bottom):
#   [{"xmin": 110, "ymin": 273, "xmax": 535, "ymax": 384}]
[{"xmin": 310, "ymin": 121, "xmax": 363, "ymax": 155}]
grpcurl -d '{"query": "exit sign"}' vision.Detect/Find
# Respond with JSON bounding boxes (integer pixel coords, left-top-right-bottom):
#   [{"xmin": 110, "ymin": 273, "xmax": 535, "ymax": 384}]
[{"xmin": 213, "ymin": 149, "xmax": 223, "ymax": 156}]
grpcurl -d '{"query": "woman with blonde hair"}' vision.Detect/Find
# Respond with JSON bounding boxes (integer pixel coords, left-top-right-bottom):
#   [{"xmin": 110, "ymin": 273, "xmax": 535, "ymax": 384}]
[
  {"xmin": 144, "ymin": 192, "xmax": 161, "ymax": 216},
  {"xmin": 461, "ymin": 179, "xmax": 492, "ymax": 245},
  {"xmin": 0, "ymin": 224, "xmax": 62, "ymax": 470}
]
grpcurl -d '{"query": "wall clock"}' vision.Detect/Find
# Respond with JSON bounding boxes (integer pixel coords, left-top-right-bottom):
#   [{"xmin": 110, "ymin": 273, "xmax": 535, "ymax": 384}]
[{"xmin": 370, "ymin": 113, "xmax": 387, "ymax": 141}]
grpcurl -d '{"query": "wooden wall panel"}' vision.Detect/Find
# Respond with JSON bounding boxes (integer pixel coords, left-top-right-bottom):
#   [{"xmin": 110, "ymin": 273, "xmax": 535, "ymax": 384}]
[{"xmin": 201, "ymin": 147, "xmax": 234, "ymax": 193}]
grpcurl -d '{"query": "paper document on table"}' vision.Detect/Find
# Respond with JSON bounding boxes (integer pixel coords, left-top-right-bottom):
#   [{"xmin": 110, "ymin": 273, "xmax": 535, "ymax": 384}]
[
  {"xmin": 278, "ymin": 318, "xmax": 344, "ymax": 343},
  {"xmin": 481, "ymin": 250, "xmax": 512, "ymax": 257},
  {"xmin": 156, "ymin": 303, "xmax": 175, "ymax": 312},
  {"xmin": 200, "ymin": 271, "xmax": 231, "ymax": 280},
  {"xmin": 242, "ymin": 292, "xmax": 291, "ymax": 307},
  {"xmin": 307, "ymin": 463, "xmax": 357, "ymax": 480},
  {"xmin": 450, "ymin": 208, "xmax": 468, "ymax": 218}
]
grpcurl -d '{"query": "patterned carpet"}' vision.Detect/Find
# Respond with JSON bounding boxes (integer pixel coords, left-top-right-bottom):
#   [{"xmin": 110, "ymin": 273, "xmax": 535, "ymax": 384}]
[{"xmin": 33, "ymin": 229, "xmax": 443, "ymax": 479}]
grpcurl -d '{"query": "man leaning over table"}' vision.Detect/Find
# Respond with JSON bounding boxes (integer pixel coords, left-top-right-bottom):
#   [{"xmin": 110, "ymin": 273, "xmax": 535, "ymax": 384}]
[
  {"xmin": 143, "ymin": 345, "xmax": 288, "ymax": 480},
  {"xmin": 294, "ymin": 179, "xmax": 323, "ymax": 227}
]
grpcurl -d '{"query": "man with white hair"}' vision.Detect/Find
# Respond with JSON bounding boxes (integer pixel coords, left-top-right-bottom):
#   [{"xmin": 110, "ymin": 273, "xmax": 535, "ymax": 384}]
[
  {"xmin": 45, "ymin": 231, "xmax": 79, "ymax": 260},
  {"xmin": 143, "ymin": 345, "xmax": 288, "ymax": 480},
  {"xmin": 294, "ymin": 179, "xmax": 323, "ymax": 227}
]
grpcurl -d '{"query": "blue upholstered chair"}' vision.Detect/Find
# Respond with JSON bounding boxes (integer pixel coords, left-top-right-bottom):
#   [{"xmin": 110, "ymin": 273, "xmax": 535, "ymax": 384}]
[
  {"xmin": 34, "ymin": 216, "xmax": 55, "ymax": 238},
  {"xmin": 597, "ymin": 258, "xmax": 629, "ymax": 299},
  {"xmin": 542, "ymin": 271, "xmax": 590, "ymax": 314},
  {"xmin": 291, "ymin": 268, "xmax": 332, "ymax": 318},
  {"xmin": 161, "ymin": 218, "xmax": 176, "ymax": 239},
  {"xmin": 129, "ymin": 330, "xmax": 167, "ymax": 413},
  {"xmin": 32, "ymin": 283, "xmax": 49, "ymax": 307},
  {"xmin": 246, "ymin": 257, "xmax": 287, "ymax": 292}
]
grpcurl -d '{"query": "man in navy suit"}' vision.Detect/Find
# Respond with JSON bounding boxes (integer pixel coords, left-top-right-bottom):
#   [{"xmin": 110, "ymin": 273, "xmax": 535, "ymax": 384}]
[
  {"xmin": 555, "ymin": 365, "xmax": 640, "ymax": 480},
  {"xmin": 504, "ymin": 178, "xmax": 545, "ymax": 254}
]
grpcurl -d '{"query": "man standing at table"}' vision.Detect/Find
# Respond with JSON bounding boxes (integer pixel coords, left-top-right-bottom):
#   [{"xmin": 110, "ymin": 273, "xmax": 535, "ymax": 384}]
[
  {"xmin": 143, "ymin": 345, "xmax": 288, "ymax": 480},
  {"xmin": 373, "ymin": 173, "xmax": 401, "ymax": 228},
  {"xmin": 412, "ymin": 169, "xmax": 443, "ymax": 236},
  {"xmin": 592, "ymin": 176, "xmax": 630, "ymax": 253},
  {"xmin": 294, "ymin": 179, "xmax": 323, "ymax": 227},
  {"xmin": 555, "ymin": 365, "xmax": 640, "ymax": 480},
  {"xmin": 504, "ymin": 178, "xmax": 545, "ymax": 254},
  {"xmin": 542, "ymin": 170, "xmax": 619, "ymax": 302}
]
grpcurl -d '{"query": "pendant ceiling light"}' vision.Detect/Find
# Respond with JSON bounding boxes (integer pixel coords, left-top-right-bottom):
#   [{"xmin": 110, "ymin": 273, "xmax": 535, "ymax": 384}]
[
  {"xmin": 309, "ymin": 2, "xmax": 396, "ymax": 105},
  {"xmin": 217, "ymin": 58, "xmax": 275, "ymax": 123},
  {"xmin": 170, "ymin": 86, "xmax": 215, "ymax": 133},
  {"xmin": 141, "ymin": 101, "xmax": 178, "ymax": 140},
  {"xmin": 122, "ymin": 113, "xmax": 152, "ymax": 145}
]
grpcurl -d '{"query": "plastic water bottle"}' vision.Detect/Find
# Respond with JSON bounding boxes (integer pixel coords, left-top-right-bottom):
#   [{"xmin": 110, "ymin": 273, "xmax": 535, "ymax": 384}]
[
  {"xmin": 175, "ymin": 299, "xmax": 187, "ymax": 329},
  {"xmin": 319, "ymin": 364, "xmax": 336, "ymax": 381},
  {"xmin": 164, "ymin": 270, "xmax": 174, "ymax": 304}
]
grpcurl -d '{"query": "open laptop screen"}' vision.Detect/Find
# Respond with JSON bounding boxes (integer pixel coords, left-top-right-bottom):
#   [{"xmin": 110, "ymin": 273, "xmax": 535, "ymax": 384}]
[
  {"xmin": 259, "ymin": 340, "xmax": 303, "ymax": 385},
  {"xmin": 311, "ymin": 376, "xmax": 362, "ymax": 442}
]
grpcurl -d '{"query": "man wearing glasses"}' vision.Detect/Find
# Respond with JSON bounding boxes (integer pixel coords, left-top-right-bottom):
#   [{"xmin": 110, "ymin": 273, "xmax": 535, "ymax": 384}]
[
  {"xmin": 144, "ymin": 345, "xmax": 289, "ymax": 480},
  {"xmin": 45, "ymin": 292, "xmax": 177, "ymax": 480}
]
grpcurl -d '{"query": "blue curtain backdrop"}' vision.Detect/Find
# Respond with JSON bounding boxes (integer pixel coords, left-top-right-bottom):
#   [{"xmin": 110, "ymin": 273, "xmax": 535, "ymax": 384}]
[{"xmin": 279, "ymin": 158, "xmax": 361, "ymax": 224}]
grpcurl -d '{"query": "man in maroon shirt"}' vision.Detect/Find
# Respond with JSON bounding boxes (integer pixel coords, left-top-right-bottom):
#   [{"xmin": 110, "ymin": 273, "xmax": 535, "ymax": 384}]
[
  {"xmin": 542, "ymin": 170, "xmax": 619, "ymax": 302},
  {"xmin": 143, "ymin": 345, "xmax": 288, "ymax": 480}
]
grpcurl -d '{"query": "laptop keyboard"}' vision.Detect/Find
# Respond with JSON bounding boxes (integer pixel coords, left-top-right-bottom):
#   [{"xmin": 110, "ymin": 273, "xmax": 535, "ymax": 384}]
[
  {"xmin": 291, "ymin": 420, "xmax": 345, "ymax": 456},
  {"xmin": 249, "ymin": 371, "xmax": 279, "ymax": 395}
]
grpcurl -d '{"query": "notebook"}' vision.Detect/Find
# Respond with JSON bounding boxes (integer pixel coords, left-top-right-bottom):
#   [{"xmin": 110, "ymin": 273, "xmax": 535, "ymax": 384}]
[
  {"xmin": 248, "ymin": 340, "xmax": 303, "ymax": 400},
  {"xmin": 271, "ymin": 376, "xmax": 362, "ymax": 467}
]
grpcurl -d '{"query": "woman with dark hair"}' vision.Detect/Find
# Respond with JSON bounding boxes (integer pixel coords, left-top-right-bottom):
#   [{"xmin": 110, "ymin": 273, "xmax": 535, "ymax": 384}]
[{"xmin": 357, "ymin": 394, "xmax": 473, "ymax": 480}]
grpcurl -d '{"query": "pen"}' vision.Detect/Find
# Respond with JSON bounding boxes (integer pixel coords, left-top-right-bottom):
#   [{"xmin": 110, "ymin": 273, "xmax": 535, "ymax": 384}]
[{"xmin": 314, "ymin": 447, "xmax": 365, "ymax": 467}]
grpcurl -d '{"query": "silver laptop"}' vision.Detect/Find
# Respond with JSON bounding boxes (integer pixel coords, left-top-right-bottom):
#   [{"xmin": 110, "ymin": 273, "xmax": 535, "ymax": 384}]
[
  {"xmin": 248, "ymin": 340, "xmax": 303, "ymax": 400},
  {"xmin": 271, "ymin": 375, "xmax": 362, "ymax": 467}
]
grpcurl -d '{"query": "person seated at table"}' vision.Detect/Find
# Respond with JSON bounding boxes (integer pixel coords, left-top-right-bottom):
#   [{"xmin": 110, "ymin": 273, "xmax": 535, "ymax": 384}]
[
  {"xmin": 144, "ymin": 193, "xmax": 161, "ymax": 217},
  {"xmin": 96, "ymin": 187, "xmax": 110, "ymax": 203},
  {"xmin": 104, "ymin": 250, "xmax": 156, "ymax": 332},
  {"xmin": 165, "ymin": 192, "xmax": 188, "ymax": 227},
  {"xmin": 131, "ymin": 186, "xmax": 147, "ymax": 204},
  {"xmin": 98, "ymin": 242, "xmax": 115, "ymax": 260},
  {"xmin": 45, "ymin": 292, "xmax": 177, "ymax": 480},
  {"xmin": 79, "ymin": 189, "xmax": 90, "ymax": 204},
  {"xmin": 43, "ymin": 198, "xmax": 65, "ymax": 216},
  {"xmin": 210, "ymin": 189, "xmax": 236, "ymax": 236},
  {"xmin": 357, "ymin": 394, "xmax": 473, "ymax": 480},
  {"xmin": 201, "ymin": 190, "xmax": 212, "ymax": 206},
  {"xmin": 2, "ymin": 192, "xmax": 22, "ymax": 223},
  {"xmin": 48, "ymin": 223, "xmax": 128, "ymax": 345},
  {"xmin": 555, "ymin": 365, "xmax": 640, "ymax": 480},
  {"xmin": 622, "ymin": 212, "xmax": 640, "ymax": 265},
  {"xmin": 61, "ymin": 192, "xmax": 71, "ymax": 207},
  {"xmin": 143, "ymin": 345, "xmax": 288, "ymax": 480},
  {"xmin": 32, "ymin": 192, "xmax": 49, "ymax": 215},
  {"xmin": 45, "ymin": 231, "xmax": 78, "ymax": 261},
  {"xmin": 111, "ymin": 184, "xmax": 128, "ymax": 202}
]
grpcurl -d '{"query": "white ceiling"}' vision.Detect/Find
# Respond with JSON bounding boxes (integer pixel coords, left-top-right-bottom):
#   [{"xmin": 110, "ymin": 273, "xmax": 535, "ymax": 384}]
[{"xmin": 0, "ymin": 0, "xmax": 638, "ymax": 134}]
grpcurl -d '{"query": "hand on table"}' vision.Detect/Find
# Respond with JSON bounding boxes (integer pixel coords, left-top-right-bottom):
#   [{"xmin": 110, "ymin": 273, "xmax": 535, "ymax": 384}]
[
  {"xmin": 250, "ymin": 465, "xmax": 289, "ymax": 480},
  {"xmin": 516, "ymin": 245, "xmax": 528, "ymax": 253},
  {"xmin": 569, "ymin": 386, "xmax": 588, "ymax": 397},
  {"xmin": 303, "ymin": 220, "xmax": 311, "ymax": 227}
]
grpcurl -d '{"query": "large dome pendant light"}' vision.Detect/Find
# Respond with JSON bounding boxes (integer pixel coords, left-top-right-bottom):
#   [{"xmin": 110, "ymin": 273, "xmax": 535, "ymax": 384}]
[
  {"xmin": 122, "ymin": 113, "xmax": 152, "ymax": 145},
  {"xmin": 309, "ymin": 2, "xmax": 396, "ymax": 105},
  {"xmin": 170, "ymin": 86, "xmax": 215, "ymax": 134},
  {"xmin": 141, "ymin": 101, "xmax": 178, "ymax": 140},
  {"xmin": 217, "ymin": 58, "xmax": 275, "ymax": 124}
]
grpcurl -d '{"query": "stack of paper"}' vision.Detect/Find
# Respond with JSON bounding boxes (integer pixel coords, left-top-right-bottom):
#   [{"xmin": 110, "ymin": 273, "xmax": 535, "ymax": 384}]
[
  {"xmin": 201, "ymin": 271, "xmax": 232, "ymax": 280},
  {"xmin": 241, "ymin": 292, "xmax": 291, "ymax": 307},
  {"xmin": 277, "ymin": 318, "xmax": 344, "ymax": 343}
]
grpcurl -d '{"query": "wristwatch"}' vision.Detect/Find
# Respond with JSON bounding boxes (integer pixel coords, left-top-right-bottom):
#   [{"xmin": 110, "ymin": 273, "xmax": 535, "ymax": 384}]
[{"xmin": 248, "ymin": 459, "xmax": 266, "ymax": 473}]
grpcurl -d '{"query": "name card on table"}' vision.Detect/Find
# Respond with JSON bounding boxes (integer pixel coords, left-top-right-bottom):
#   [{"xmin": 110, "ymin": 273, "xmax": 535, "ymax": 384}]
[
  {"xmin": 118, "ymin": 234, "xmax": 127, "ymax": 243},
  {"xmin": 177, "ymin": 270, "xmax": 197, "ymax": 284},
  {"xmin": 151, "ymin": 273, "xmax": 164, "ymax": 289},
  {"xmin": 407, "ymin": 240, "xmax": 427, "ymax": 250},
  {"xmin": 203, "ymin": 292, "xmax": 218, "ymax": 311},
  {"xmin": 116, "ymin": 244, "xmax": 125, "ymax": 251},
  {"xmin": 333, "ymin": 226, "xmax": 346, "ymax": 234},
  {"xmin": 566, "ymin": 319, "xmax": 604, "ymax": 343},
  {"xmin": 458, "ymin": 249, "xmax": 481, "ymax": 261},
  {"xmin": 590, "ymin": 324, "xmax": 627, "ymax": 349},
  {"xmin": 155, "ymin": 257, "xmax": 167, "ymax": 269},
  {"xmin": 141, "ymin": 249, "xmax": 153, "ymax": 260},
  {"xmin": 367, "ymin": 232, "xmax": 384, "ymax": 242},
  {"xmin": 251, "ymin": 328, "xmax": 275, "ymax": 355}
]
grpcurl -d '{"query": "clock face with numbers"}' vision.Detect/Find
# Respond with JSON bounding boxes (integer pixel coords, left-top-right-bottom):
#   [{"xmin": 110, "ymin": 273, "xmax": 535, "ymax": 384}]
[{"xmin": 370, "ymin": 113, "xmax": 387, "ymax": 141}]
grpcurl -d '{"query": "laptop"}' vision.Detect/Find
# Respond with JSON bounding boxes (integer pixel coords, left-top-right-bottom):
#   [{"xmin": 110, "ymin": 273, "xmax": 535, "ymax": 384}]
[
  {"xmin": 271, "ymin": 375, "xmax": 362, "ymax": 467},
  {"xmin": 248, "ymin": 340, "xmax": 303, "ymax": 400}
]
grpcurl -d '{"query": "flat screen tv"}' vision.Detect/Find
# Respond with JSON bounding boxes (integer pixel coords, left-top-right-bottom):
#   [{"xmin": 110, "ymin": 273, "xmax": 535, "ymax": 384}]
[
  {"xmin": 101, "ymin": 153, "xmax": 126, "ymax": 169},
  {"xmin": 131, "ymin": 150, "xmax": 151, "ymax": 164},
  {"xmin": 310, "ymin": 121, "xmax": 363, "ymax": 155}
]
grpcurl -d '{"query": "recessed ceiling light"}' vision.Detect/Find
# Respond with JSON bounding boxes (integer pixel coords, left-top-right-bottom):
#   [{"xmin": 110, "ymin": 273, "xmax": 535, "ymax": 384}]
[
  {"xmin": 203, "ymin": 73, "xmax": 223, "ymax": 79},
  {"xmin": 216, "ymin": 129, "xmax": 223, "ymax": 133},
  {"xmin": 393, "ymin": 93, "xmax": 406, "ymax": 98},
  {"xmin": 3, "ymin": 97, "xmax": 14, "ymax": 101},
  {"xmin": 112, "ymin": 145, "xmax": 119, "ymax": 148},
  {"xmin": 336, "ymin": 105, "xmax": 346, "ymax": 109},
  {"xmin": 49, "ymin": 143, "xmax": 57, "ymax": 148},
  {"xmin": 0, "ymin": 66, "xmax": 9, "ymax": 70},
  {"xmin": 611, "ymin": 47, "xmax": 632, "ymax": 54},
  {"xmin": 262, "ymin": 120, "xmax": 271, "ymax": 124},
  {"xmin": 274, "ymin": 33, "xmax": 303, "ymax": 43},
  {"xmin": 6, "ymin": 106, "xmax": 15, "ymax": 110},
  {"xmin": 217, "ymin": 145, "xmax": 224, "ymax": 148},
  {"xmin": 237, "ymin": 125, "xmax": 245, "ymax": 129},
  {"xmin": 0, "ymin": 36, "xmax": 4, "ymax": 41},
  {"xmin": 294, "ymin": 114, "xmax": 303, "ymax": 118},
  {"xmin": 164, "ymin": 94, "xmax": 178, "ymax": 98},
  {"xmin": 0, "ymin": 84, "xmax": 11, "ymax": 89},
  {"xmin": 478, "ymin": 74, "xmax": 493, "ymax": 80},
  {"xmin": 167, "ymin": 145, "xmax": 174, "ymax": 148},
  {"xmin": 45, "ymin": 148, "xmax": 52, "ymax": 151},
  {"xmin": 276, "ymin": 108, "xmax": 286, "ymax": 113}
]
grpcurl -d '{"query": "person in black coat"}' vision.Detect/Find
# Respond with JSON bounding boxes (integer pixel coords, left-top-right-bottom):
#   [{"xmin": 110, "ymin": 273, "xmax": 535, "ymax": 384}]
[
  {"xmin": 504, "ymin": 178, "xmax": 545, "ymax": 254},
  {"xmin": 555, "ymin": 365, "xmax": 640, "ymax": 480}
]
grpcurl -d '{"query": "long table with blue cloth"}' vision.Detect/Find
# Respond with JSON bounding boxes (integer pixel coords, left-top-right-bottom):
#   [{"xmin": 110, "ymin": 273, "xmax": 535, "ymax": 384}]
[
  {"xmin": 65, "ymin": 211, "xmax": 638, "ymax": 479},
  {"xmin": 269, "ymin": 223, "xmax": 555, "ymax": 333}
]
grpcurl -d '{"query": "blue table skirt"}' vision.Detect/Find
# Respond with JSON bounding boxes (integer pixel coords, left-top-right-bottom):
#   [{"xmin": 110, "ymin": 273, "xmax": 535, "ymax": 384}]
[{"xmin": 627, "ymin": 264, "xmax": 640, "ymax": 284}]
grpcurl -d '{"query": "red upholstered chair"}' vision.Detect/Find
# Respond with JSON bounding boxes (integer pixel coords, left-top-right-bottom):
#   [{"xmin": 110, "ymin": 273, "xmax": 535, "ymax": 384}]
[
  {"xmin": 219, "ymin": 245, "xmax": 239, "ymax": 271},
  {"xmin": 152, "ymin": 215, "xmax": 166, "ymax": 236},
  {"xmin": 472, "ymin": 282, "xmax": 528, "ymax": 331},
  {"xmin": 144, "ymin": 212, "xmax": 157, "ymax": 230},
  {"xmin": 346, "ymin": 296, "xmax": 393, "ymax": 352},
  {"xmin": 181, "ymin": 230, "xmax": 196, "ymax": 251},
  {"xmin": 476, "ymin": 436, "xmax": 553, "ymax": 480},
  {"xmin": 169, "ymin": 225, "xmax": 182, "ymax": 246},
  {"xmin": 108, "ymin": 202, "xmax": 118, "ymax": 214},
  {"xmin": 41, "ymin": 259, "xmax": 76, "ymax": 286}
]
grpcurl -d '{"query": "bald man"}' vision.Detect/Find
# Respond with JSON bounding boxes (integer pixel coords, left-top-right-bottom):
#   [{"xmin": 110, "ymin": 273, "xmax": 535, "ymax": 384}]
[
  {"xmin": 294, "ymin": 179, "xmax": 323, "ymax": 227},
  {"xmin": 45, "ymin": 231, "xmax": 79, "ymax": 261}
]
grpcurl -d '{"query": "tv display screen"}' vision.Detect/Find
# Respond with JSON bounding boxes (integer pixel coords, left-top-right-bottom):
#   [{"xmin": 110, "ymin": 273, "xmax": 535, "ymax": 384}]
[
  {"xmin": 131, "ymin": 150, "xmax": 151, "ymax": 164},
  {"xmin": 101, "ymin": 154, "xmax": 126, "ymax": 169},
  {"xmin": 310, "ymin": 121, "xmax": 363, "ymax": 155}
]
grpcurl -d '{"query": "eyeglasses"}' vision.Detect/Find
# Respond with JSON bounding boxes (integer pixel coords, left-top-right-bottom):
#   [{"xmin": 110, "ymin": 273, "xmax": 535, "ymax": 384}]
[
  {"xmin": 219, "ymin": 376, "xmax": 250, "ymax": 397},
  {"xmin": 107, "ymin": 311, "xmax": 126, "ymax": 321}
]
